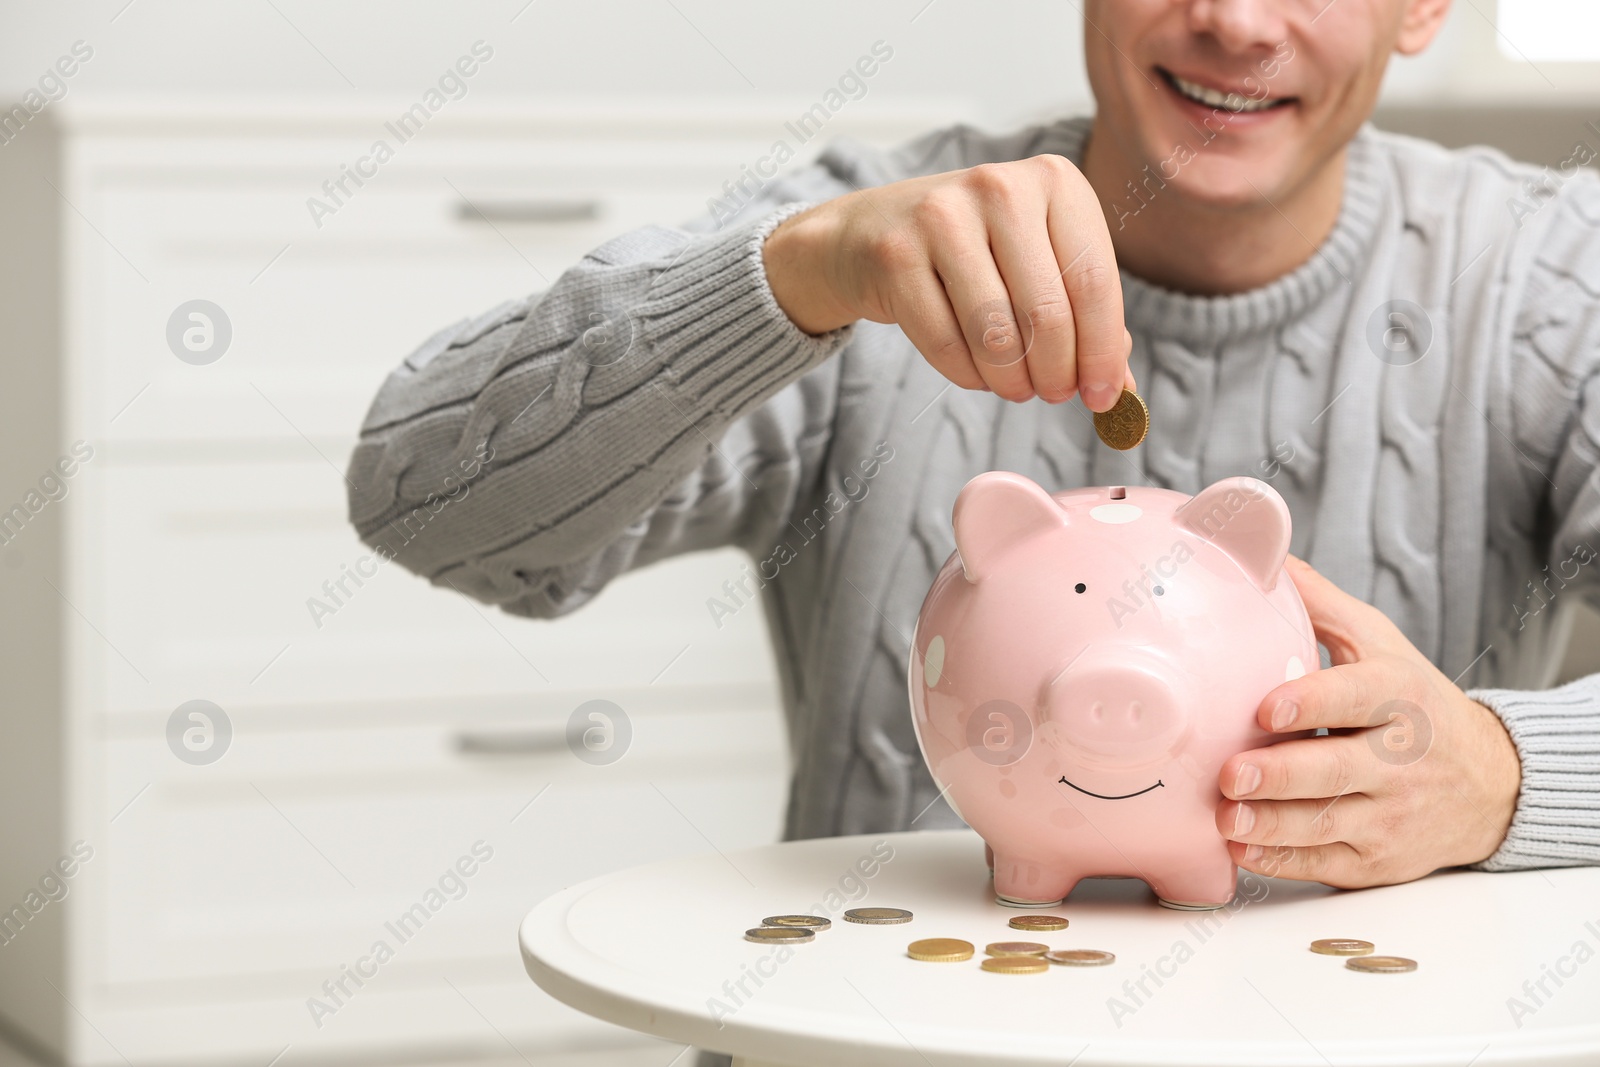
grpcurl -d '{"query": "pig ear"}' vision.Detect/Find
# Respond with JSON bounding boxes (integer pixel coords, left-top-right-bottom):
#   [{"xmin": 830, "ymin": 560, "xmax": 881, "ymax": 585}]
[
  {"xmin": 1174, "ymin": 476, "xmax": 1292, "ymax": 592},
  {"xmin": 952, "ymin": 471, "xmax": 1069, "ymax": 583}
]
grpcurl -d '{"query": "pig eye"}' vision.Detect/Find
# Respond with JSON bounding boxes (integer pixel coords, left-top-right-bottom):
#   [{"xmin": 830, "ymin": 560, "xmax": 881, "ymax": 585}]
[
  {"xmin": 1074, "ymin": 582, "xmax": 1086, "ymax": 594},
  {"xmin": 1154, "ymin": 586, "xmax": 1165, "ymax": 596}
]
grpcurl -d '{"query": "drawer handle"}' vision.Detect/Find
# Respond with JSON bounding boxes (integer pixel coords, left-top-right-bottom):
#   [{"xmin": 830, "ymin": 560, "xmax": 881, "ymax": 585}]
[
  {"xmin": 455, "ymin": 199, "xmax": 601, "ymax": 224},
  {"xmin": 454, "ymin": 727, "xmax": 568, "ymax": 755}
]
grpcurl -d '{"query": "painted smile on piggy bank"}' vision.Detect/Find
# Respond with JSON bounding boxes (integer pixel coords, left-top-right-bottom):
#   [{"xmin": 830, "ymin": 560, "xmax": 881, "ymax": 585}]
[
  {"xmin": 907, "ymin": 472, "xmax": 1319, "ymax": 911},
  {"xmin": 1056, "ymin": 776, "xmax": 1164, "ymax": 800}
]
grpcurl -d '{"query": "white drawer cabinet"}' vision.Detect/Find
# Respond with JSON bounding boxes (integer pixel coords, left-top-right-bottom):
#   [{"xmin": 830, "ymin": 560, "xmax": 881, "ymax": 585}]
[
  {"xmin": 95, "ymin": 458, "xmax": 775, "ymax": 711},
  {"xmin": 0, "ymin": 100, "xmax": 957, "ymax": 1066}
]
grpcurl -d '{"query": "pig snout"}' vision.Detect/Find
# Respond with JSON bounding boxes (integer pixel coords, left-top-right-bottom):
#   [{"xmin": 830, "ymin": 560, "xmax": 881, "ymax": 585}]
[{"xmin": 1042, "ymin": 653, "xmax": 1188, "ymax": 768}]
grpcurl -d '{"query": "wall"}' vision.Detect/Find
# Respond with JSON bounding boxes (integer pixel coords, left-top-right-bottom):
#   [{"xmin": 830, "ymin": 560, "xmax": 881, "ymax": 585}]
[{"xmin": 3, "ymin": 0, "xmax": 1598, "ymax": 130}]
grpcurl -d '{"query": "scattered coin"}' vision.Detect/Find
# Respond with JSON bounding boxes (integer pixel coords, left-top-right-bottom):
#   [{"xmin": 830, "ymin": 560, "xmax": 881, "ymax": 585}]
[
  {"xmin": 1093, "ymin": 389, "xmax": 1149, "ymax": 450},
  {"xmin": 744, "ymin": 927, "xmax": 814, "ymax": 944},
  {"xmin": 1310, "ymin": 938, "xmax": 1374, "ymax": 956},
  {"xmin": 763, "ymin": 915, "xmax": 832, "ymax": 931},
  {"xmin": 1346, "ymin": 955, "xmax": 1418, "ymax": 974},
  {"xmin": 1008, "ymin": 915, "xmax": 1069, "ymax": 932},
  {"xmin": 907, "ymin": 938, "xmax": 975, "ymax": 962},
  {"xmin": 982, "ymin": 955, "xmax": 1050, "ymax": 974},
  {"xmin": 843, "ymin": 908, "xmax": 913, "ymax": 925},
  {"xmin": 1045, "ymin": 949, "xmax": 1116, "ymax": 966},
  {"xmin": 985, "ymin": 941, "xmax": 1049, "ymax": 957}
]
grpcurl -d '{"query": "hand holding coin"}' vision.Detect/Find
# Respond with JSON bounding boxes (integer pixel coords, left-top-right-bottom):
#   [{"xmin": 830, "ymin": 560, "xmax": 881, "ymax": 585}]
[{"xmin": 762, "ymin": 156, "xmax": 1138, "ymax": 409}]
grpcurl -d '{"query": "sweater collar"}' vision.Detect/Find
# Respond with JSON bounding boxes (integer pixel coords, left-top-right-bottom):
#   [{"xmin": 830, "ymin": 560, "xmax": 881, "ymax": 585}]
[{"xmin": 1045, "ymin": 115, "xmax": 1385, "ymax": 342}]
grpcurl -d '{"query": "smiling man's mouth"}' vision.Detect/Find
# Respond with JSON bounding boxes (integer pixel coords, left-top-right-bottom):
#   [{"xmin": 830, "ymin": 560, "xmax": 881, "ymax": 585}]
[
  {"xmin": 1057, "ymin": 776, "xmax": 1165, "ymax": 800},
  {"xmin": 1157, "ymin": 66, "xmax": 1295, "ymax": 114}
]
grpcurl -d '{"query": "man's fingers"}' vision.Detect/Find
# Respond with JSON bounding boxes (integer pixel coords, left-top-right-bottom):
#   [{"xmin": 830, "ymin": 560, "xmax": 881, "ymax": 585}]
[
  {"xmin": 889, "ymin": 268, "xmax": 987, "ymax": 392},
  {"xmin": 1256, "ymin": 658, "xmax": 1416, "ymax": 735},
  {"xmin": 1220, "ymin": 733, "xmax": 1379, "ymax": 802},
  {"xmin": 1229, "ymin": 838, "xmax": 1367, "ymax": 886},
  {"xmin": 1216, "ymin": 792, "xmax": 1377, "ymax": 849},
  {"xmin": 1041, "ymin": 159, "xmax": 1125, "ymax": 412},
  {"xmin": 985, "ymin": 196, "xmax": 1078, "ymax": 403},
  {"xmin": 924, "ymin": 208, "xmax": 1036, "ymax": 400}
]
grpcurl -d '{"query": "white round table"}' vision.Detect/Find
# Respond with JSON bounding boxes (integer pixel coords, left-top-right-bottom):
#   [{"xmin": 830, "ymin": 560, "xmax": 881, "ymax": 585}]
[{"xmin": 519, "ymin": 829, "xmax": 1600, "ymax": 1067}]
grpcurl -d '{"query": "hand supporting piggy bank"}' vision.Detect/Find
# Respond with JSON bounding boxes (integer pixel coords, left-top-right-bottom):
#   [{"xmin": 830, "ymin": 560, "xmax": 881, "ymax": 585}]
[{"xmin": 907, "ymin": 472, "xmax": 1319, "ymax": 910}]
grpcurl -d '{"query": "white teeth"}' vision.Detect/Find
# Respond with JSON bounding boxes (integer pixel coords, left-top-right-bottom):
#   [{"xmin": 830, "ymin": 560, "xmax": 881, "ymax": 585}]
[{"xmin": 1169, "ymin": 72, "xmax": 1280, "ymax": 113}]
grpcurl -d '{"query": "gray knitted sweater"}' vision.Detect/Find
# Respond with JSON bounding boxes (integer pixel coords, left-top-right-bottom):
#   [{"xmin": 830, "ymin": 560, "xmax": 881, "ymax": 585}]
[{"xmin": 348, "ymin": 116, "xmax": 1600, "ymax": 873}]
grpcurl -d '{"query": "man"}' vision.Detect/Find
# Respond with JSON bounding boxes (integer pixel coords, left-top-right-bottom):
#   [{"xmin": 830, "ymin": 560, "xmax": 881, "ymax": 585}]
[{"xmin": 349, "ymin": 0, "xmax": 1599, "ymax": 907}]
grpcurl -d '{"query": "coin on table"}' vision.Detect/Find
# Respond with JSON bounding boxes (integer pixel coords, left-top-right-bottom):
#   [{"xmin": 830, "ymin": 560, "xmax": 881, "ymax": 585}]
[
  {"xmin": 1346, "ymin": 955, "xmax": 1418, "ymax": 973},
  {"xmin": 843, "ymin": 907, "xmax": 913, "ymax": 925},
  {"xmin": 1093, "ymin": 389, "xmax": 1150, "ymax": 450},
  {"xmin": 907, "ymin": 938, "xmax": 975, "ymax": 962},
  {"xmin": 1008, "ymin": 915, "xmax": 1069, "ymax": 932},
  {"xmin": 744, "ymin": 926, "xmax": 814, "ymax": 944},
  {"xmin": 763, "ymin": 915, "xmax": 832, "ymax": 931},
  {"xmin": 1310, "ymin": 938, "xmax": 1374, "ymax": 956},
  {"xmin": 982, "ymin": 955, "xmax": 1050, "ymax": 974},
  {"xmin": 985, "ymin": 941, "xmax": 1049, "ymax": 957},
  {"xmin": 1045, "ymin": 949, "xmax": 1116, "ymax": 966}
]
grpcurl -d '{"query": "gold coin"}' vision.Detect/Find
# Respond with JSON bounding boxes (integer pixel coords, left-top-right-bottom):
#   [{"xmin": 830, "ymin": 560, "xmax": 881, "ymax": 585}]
[
  {"xmin": 1346, "ymin": 955, "xmax": 1418, "ymax": 973},
  {"xmin": 763, "ymin": 915, "xmax": 831, "ymax": 931},
  {"xmin": 1045, "ymin": 949, "xmax": 1116, "ymax": 966},
  {"xmin": 744, "ymin": 926, "xmax": 814, "ymax": 944},
  {"xmin": 843, "ymin": 908, "xmax": 913, "ymax": 925},
  {"xmin": 907, "ymin": 938, "xmax": 974, "ymax": 962},
  {"xmin": 984, "ymin": 941, "xmax": 1049, "ymax": 957},
  {"xmin": 1008, "ymin": 915, "xmax": 1069, "ymax": 932},
  {"xmin": 1310, "ymin": 938, "xmax": 1374, "ymax": 956},
  {"xmin": 982, "ymin": 955, "xmax": 1050, "ymax": 974},
  {"xmin": 1093, "ymin": 389, "xmax": 1149, "ymax": 450}
]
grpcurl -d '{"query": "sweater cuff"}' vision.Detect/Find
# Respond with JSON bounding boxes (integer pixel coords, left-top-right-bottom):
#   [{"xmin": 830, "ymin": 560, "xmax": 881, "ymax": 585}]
[
  {"xmin": 636, "ymin": 201, "xmax": 854, "ymax": 420},
  {"xmin": 1464, "ymin": 672, "xmax": 1600, "ymax": 871}
]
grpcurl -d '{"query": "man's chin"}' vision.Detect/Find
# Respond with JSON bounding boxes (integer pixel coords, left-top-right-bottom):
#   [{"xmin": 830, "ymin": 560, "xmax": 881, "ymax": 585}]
[{"xmin": 1143, "ymin": 152, "xmax": 1302, "ymax": 213}]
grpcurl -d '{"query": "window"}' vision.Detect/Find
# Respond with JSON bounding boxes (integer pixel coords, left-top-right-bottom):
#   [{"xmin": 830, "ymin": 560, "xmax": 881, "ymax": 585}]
[{"xmin": 1496, "ymin": 0, "xmax": 1600, "ymax": 62}]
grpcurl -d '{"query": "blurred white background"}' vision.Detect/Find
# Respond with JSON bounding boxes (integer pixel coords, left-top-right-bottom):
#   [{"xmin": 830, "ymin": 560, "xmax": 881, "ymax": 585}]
[
  {"xmin": 0, "ymin": 0, "xmax": 1598, "ymax": 114},
  {"xmin": 0, "ymin": 2, "xmax": 1596, "ymax": 1067}
]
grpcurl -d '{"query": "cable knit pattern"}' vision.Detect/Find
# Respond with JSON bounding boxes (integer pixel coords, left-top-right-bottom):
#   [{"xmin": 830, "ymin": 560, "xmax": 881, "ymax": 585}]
[{"xmin": 348, "ymin": 118, "xmax": 1600, "ymax": 884}]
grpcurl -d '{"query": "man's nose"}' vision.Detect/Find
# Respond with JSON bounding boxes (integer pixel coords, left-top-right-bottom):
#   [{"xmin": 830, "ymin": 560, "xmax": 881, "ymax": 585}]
[{"xmin": 1185, "ymin": 0, "xmax": 1292, "ymax": 56}]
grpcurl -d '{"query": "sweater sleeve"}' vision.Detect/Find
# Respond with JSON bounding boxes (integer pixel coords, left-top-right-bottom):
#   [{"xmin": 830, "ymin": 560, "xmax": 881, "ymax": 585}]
[
  {"xmin": 344, "ymin": 163, "xmax": 862, "ymax": 618},
  {"xmin": 1465, "ymin": 173, "xmax": 1600, "ymax": 872}
]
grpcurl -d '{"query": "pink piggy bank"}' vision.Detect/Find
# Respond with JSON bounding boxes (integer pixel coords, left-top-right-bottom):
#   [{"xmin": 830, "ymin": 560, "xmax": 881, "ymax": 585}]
[{"xmin": 907, "ymin": 472, "xmax": 1319, "ymax": 910}]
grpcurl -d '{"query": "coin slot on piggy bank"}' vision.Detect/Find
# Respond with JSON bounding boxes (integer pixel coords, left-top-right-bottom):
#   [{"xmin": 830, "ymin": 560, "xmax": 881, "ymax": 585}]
[{"xmin": 906, "ymin": 471, "xmax": 1318, "ymax": 911}]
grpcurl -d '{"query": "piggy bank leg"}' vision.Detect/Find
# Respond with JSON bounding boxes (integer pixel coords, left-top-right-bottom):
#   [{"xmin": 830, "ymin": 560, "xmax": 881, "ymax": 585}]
[
  {"xmin": 984, "ymin": 842, "xmax": 994, "ymax": 875},
  {"xmin": 991, "ymin": 853, "xmax": 1078, "ymax": 908},
  {"xmin": 1147, "ymin": 853, "xmax": 1238, "ymax": 911}
]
